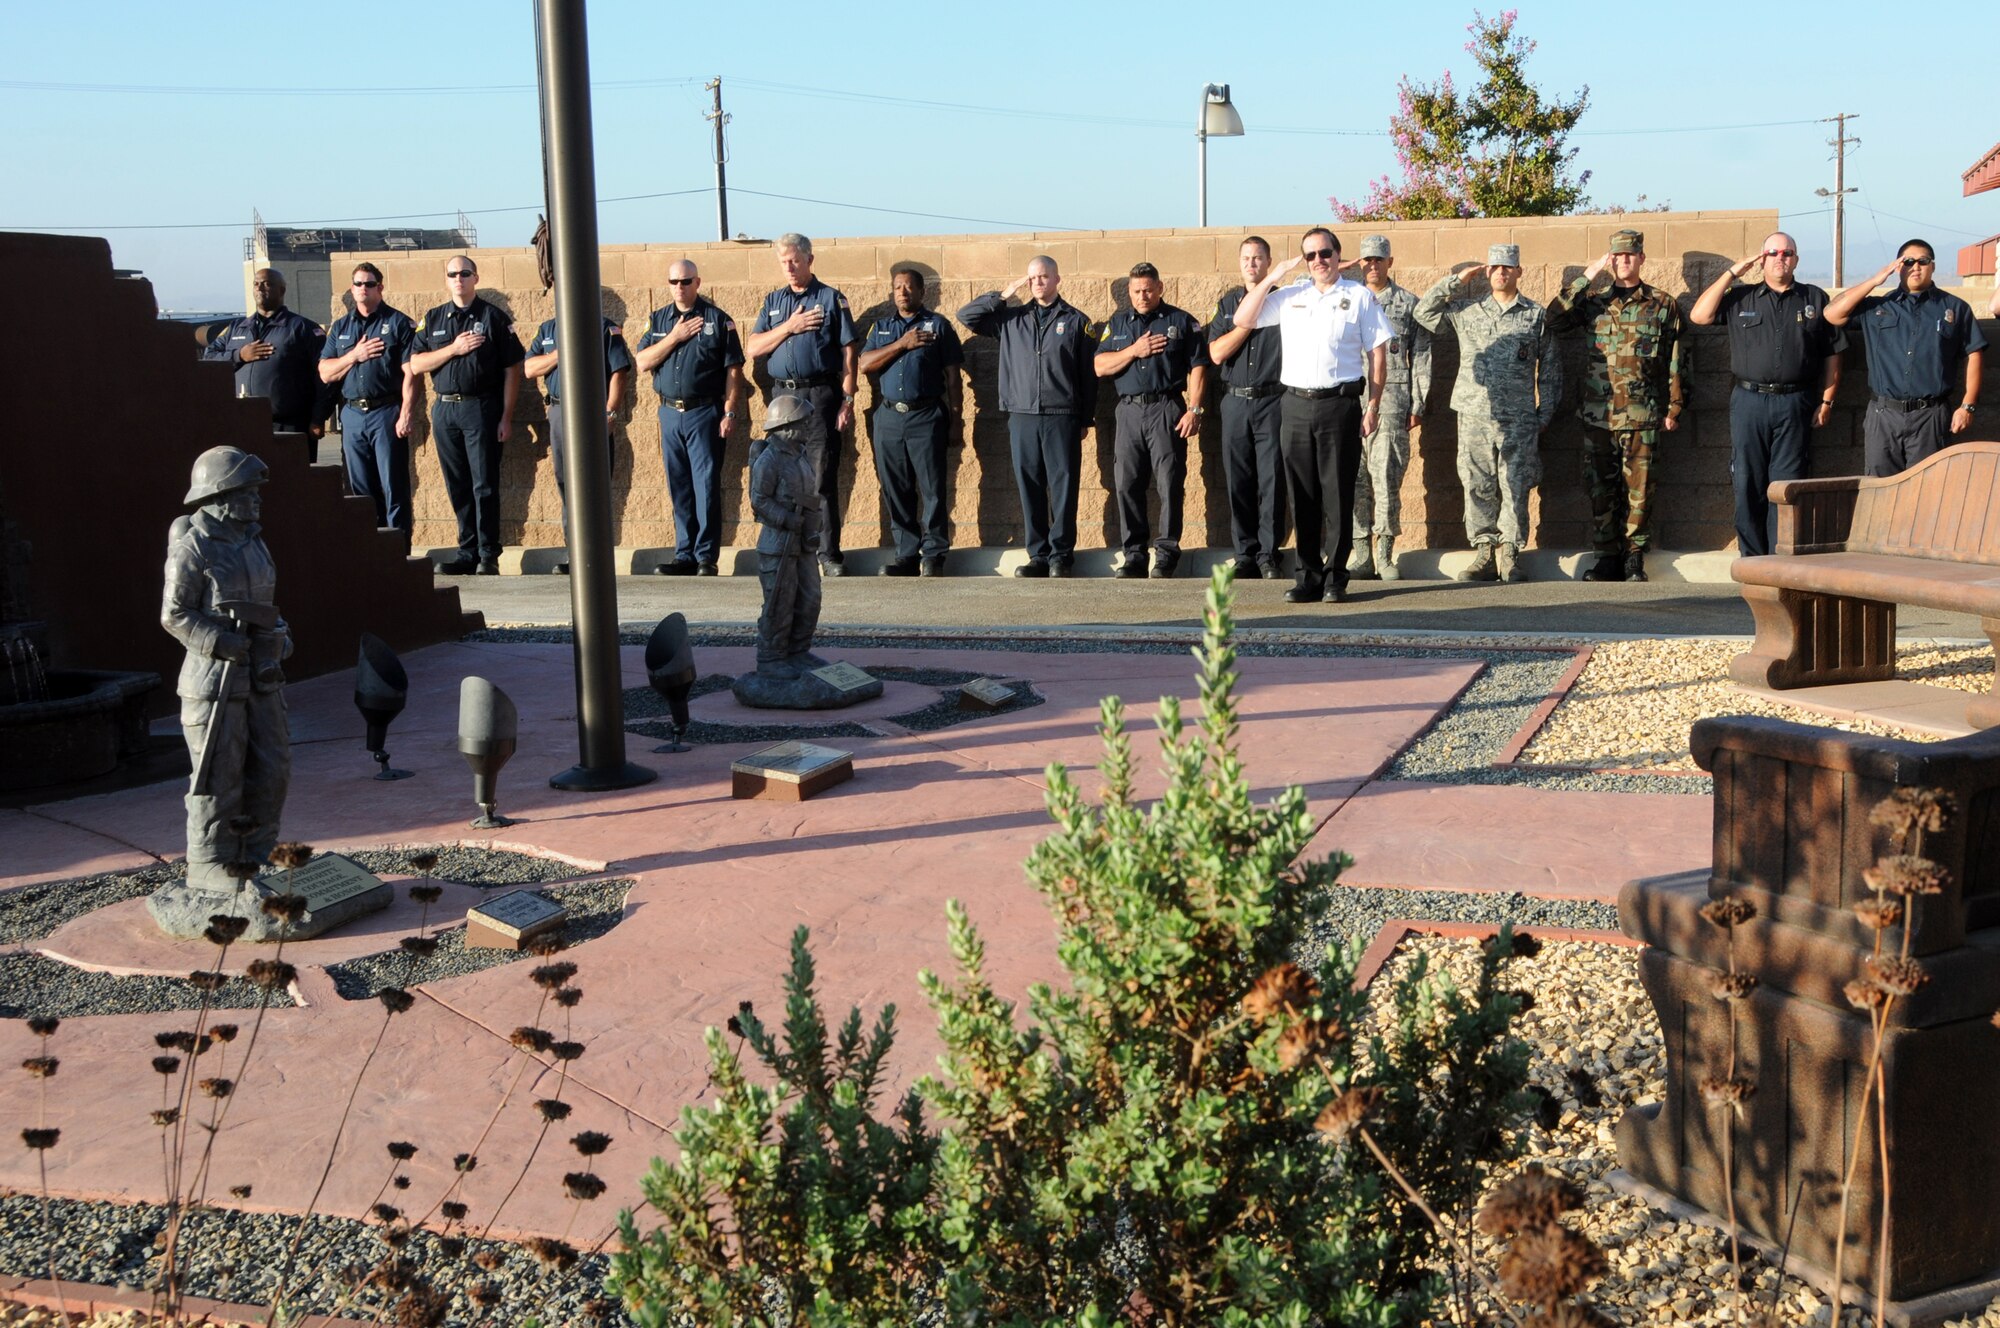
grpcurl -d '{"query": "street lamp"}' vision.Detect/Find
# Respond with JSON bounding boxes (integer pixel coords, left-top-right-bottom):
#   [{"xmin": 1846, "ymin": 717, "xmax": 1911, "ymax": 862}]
[{"xmin": 1197, "ymin": 83, "xmax": 1244, "ymax": 228}]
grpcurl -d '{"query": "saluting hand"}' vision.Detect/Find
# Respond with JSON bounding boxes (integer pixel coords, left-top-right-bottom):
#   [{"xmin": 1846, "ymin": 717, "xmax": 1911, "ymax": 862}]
[
  {"xmin": 1001, "ymin": 274, "xmax": 1031, "ymax": 301},
  {"xmin": 1731, "ymin": 252, "xmax": 1764, "ymax": 279},
  {"xmin": 354, "ymin": 334, "xmax": 386, "ymax": 363},
  {"xmin": 452, "ymin": 329, "xmax": 487, "ymax": 357},
  {"xmin": 785, "ymin": 305, "xmax": 826, "ymax": 336},
  {"xmin": 1874, "ymin": 255, "xmax": 1906, "ymax": 288},
  {"xmin": 1336, "ymin": 255, "xmax": 1363, "ymax": 273},
  {"xmin": 239, "ymin": 340, "xmax": 274, "ymax": 363},
  {"xmin": 1268, "ymin": 255, "xmax": 1305, "ymax": 282},
  {"xmin": 1583, "ymin": 251, "xmax": 1611, "ymax": 283}
]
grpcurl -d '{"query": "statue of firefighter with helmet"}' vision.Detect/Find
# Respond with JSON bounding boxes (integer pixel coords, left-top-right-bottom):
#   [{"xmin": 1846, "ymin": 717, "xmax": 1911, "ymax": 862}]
[{"xmin": 159, "ymin": 445, "xmax": 292, "ymax": 897}]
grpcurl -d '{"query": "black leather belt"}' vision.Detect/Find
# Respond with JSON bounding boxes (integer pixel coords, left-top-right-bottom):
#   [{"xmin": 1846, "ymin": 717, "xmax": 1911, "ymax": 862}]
[
  {"xmin": 437, "ymin": 392, "xmax": 489, "ymax": 403},
  {"xmin": 346, "ymin": 396, "xmax": 394, "ymax": 411},
  {"xmin": 1288, "ymin": 380, "xmax": 1364, "ymax": 400},
  {"xmin": 664, "ymin": 395, "xmax": 718, "ymax": 411},
  {"xmin": 775, "ymin": 374, "xmax": 834, "ymax": 391},
  {"xmin": 1736, "ymin": 380, "xmax": 1808, "ymax": 396},
  {"xmin": 1228, "ymin": 384, "xmax": 1283, "ymax": 399},
  {"xmin": 1118, "ymin": 391, "xmax": 1180, "ymax": 406},
  {"xmin": 885, "ymin": 396, "xmax": 940, "ymax": 413},
  {"xmin": 1876, "ymin": 393, "xmax": 1948, "ymax": 413}
]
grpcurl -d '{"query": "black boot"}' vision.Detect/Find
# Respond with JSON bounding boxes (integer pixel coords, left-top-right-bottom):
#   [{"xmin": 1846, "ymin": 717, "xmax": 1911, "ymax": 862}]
[
  {"xmin": 1625, "ymin": 550, "xmax": 1648, "ymax": 583},
  {"xmin": 1581, "ymin": 553, "xmax": 1624, "ymax": 582}
]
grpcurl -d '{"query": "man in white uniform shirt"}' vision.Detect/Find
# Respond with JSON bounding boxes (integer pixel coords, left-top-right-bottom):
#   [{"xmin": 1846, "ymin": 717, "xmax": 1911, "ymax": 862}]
[{"xmin": 1233, "ymin": 229, "xmax": 1390, "ymax": 603}]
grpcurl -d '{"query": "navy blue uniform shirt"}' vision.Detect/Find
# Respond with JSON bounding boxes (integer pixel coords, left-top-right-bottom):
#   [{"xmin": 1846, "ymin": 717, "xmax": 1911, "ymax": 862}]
[
  {"xmin": 1208, "ymin": 287, "xmax": 1284, "ymax": 390},
  {"xmin": 529, "ymin": 316, "xmax": 634, "ymax": 404},
  {"xmin": 1850, "ymin": 286, "xmax": 1989, "ymax": 401},
  {"xmin": 752, "ymin": 278, "xmax": 857, "ymax": 381},
  {"xmin": 637, "ymin": 297, "xmax": 744, "ymax": 400},
  {"xmin": 408, "ymin": 297, "xmax": 525, "ymax": 397},
  {"xmin": 957, "ymin": 291, "xmax": 1101, "ymax": 417},
  {"xmin": 1717, "ymin": 282, "xmax": 1847, "ymax": 386},
  {"xmin": 1099, "ymin": 303, "xmax": 1203, "ymax": 396},
  {"xmin": 203, "ymin": 307, "xmax": 328, "ymax": 424},
  {"xmin": 321, "ymin": 305, "xmax": 416, "ymax": 402},
  {"xmin": 861, "ymin": 307, "xmax": 964, "ymax": 403}
]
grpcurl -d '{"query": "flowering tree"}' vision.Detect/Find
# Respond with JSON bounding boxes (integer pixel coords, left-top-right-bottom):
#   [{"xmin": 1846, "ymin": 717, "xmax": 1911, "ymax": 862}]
[{"xmin": 1334, "ymin": 10, "xmax": 1591, "ymax": 221}]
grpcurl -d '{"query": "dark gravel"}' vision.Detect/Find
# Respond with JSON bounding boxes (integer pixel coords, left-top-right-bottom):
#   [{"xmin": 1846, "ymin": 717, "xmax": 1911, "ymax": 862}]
[
  {"xmin": 1304, "ymin": 883, "xmax": 1622, "ymax": 958},
  {"xmin": 0, "ymin": 1192, "xmax": 630, "ymax": 1326},
  {"xmin": 324, "ymin": 878, "xmax": 635, "ymax": 1000}
]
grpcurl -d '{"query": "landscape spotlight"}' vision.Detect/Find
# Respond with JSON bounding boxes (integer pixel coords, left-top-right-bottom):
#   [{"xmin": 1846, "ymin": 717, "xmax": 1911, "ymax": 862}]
[
  {"xmin": 354, "ymin": 633, "xmax": 414, "ymax": 781},
  {"xmin": 644, "ymin": 612, "xmax": 697, "ymax": 753},
  {"xmin": 457, "ymin": 676, "xmax": 519, "ymax": 829}
]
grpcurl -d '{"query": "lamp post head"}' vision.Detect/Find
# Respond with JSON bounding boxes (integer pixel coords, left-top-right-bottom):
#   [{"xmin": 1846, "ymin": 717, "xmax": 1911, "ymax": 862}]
[
  {"xmin": 1201, "ymin": 84, "xmax": 1244, "ymax": 138},
  {"xmin": 645, "ymin": 613, "xmax": 698, "ymax": 753}
]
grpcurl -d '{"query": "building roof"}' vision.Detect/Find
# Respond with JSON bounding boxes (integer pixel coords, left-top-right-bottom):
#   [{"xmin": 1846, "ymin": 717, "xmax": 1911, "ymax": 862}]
[{"xmin": 1966, "ymin": 142, "xmax": 2000, "ymax": 197}]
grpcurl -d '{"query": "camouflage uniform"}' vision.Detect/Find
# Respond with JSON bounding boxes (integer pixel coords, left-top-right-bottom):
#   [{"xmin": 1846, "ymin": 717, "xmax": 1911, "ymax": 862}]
[
  {"xmin": 1414, "ymin": 274, "xmax": 1562, "ymax": 550},
  {"xmin": 1352, "ymin": 280, "xmax": 1432, "ymax": 541},
  {"xmin": 1546, "ymin": 272, "xmax": 1685, "ymax": 554}
]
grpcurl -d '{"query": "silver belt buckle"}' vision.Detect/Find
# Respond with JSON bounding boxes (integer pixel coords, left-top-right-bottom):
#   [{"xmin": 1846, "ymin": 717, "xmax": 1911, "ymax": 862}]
[{"xmin": 891, "ymin": 401, "xmax": 912, "ymax": 413}]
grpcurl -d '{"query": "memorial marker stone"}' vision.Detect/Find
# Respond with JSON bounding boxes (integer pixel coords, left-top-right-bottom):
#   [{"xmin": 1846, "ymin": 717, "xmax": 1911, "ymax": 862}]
[
  {"xmin": 732, "ymin": 740, "xmax": 854, "ymax": 801},
  {"xmin": 958, "ymin": 677, "xmax": 1016, "ymax": 711},
  {"xmin": 810, "ymin": 662, "xmax": 876, "ymax": 695},
  {"xmin": 465, "ymin": 890, "xmax": 568, "ymax": 950}
]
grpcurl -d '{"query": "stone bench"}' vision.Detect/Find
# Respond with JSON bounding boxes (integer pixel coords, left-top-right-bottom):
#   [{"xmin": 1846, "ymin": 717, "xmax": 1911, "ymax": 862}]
[{"xmin": 1729, "ymin": 441, "xmax": 2000, "ymax": 727}]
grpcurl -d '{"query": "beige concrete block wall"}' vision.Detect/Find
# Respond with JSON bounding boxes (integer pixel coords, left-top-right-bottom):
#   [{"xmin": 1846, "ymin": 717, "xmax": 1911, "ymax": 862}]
[{"xmin": 319, "ymin": 210, "xmax": 2000, "ymax": 559}]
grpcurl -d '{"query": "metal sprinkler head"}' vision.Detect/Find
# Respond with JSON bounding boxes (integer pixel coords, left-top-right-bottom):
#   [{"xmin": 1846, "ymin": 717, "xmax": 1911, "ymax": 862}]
[
  {"xmin": 355, "ymin": 633, "xmax": 414, "ymax": 780},
  {"xmin": 457, "ymin": 676, "xmax": 519, "ymax": 829},
  {"xmin": 644, "ymin": 613, "xmax": 697, "ymax": 753}
]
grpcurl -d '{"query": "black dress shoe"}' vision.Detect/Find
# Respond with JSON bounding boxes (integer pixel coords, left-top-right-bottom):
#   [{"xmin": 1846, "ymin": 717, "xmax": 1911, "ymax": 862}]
[
  {"xmin": 883, "ymin": 558, "xmax": 921, "ymax": 577},
  {"xmin": 1048, "ymin": 557, "xmax": 1073, "ymax": 578},
  {"xmin": 819, "ymin": 555, "xmax": 846, "ymax": 578},
  {"xmin": 1580, "ymin": 554, "xmax": 1624, "ymax": 582},
  {"xmin": 552, "ymin": 561, "xmax": 570, "ymax": 575},
  {"xmin": 654, "ymin": 559, "xmax": 698, "ymax": 576},
  {"xmin": 1114, "ymin": 558, "xmax": 1147, "ymax": 580},
  {"xmin": 1149, "ymin": 554, "xmax": 1178, "ymax": 580},
  {"xmin": 1013, "ymin": 559, "xmax": 1050, "ymax": 579},
  {"xmin": 920, "ymin": 557, "xmax": 947, "ymax": 577},
  {"xmin": 1258, "ymin": 559, "xmax": 1280, "ymax": 580},
  {"xmin": 696, "ymin": 562, "xmax": 719, "ymax": 577},
  {"xmin": 1230, "ymin": 558, "xmax": 1262, "ymax": 580},
  {"xmin": 1283, "ymin": 576, "xmax": 1324, "ymax": 604},
  {"xmin": 1322, "ymin": 579, "xmax": 1348, "ymax": 603},
  {"xmin": 475, "ymin": 560, "xmax": 499, "ymax": 576},
  {"xmin": 437, "ymin": 558, "xmax": 477, "ymax": 576}
]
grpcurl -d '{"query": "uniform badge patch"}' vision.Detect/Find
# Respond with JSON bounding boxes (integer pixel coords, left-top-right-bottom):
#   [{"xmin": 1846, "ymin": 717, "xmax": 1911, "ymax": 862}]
[
  {"xmin": 1055, "ymin": 322, "xmax": 1065, "ymax": 334},
  {"xmin": 1804, "ymin": 306, "xmax": 1816, "ymax": 320},
  {"xmin": 1945, "ymin": 308, "xmax": 1957, "ymax": 324},
  {"xmin": 1339, "ymin": 297, "xmax": 1351, "ymax": 310}
]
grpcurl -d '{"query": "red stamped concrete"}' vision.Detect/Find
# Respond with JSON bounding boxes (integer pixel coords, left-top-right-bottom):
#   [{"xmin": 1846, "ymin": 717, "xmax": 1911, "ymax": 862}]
[
  {"xmin": 1312, "ymin": 779, "xmax": 1710, "ymax": 902},
  {"xmin": 0, "ymin": 640, "xmax": 1491, "ymax": 1248}
]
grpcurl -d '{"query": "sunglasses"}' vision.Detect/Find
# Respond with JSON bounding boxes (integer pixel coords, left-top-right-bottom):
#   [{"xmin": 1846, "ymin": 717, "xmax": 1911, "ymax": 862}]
[
  {"xmin": 1303, "ymin": 247, "xmax": 1337, "ymax": 261},
  {"xmin": 1763, "ymin": 250, "xmax": 1797, "ymax": 260},
  {"xmin": 352, "ymin": 279, "xmax": 380, "ymax": 288},
  {"xmin": 1900, "ymin": 256, "xmax": 1936, "ymax": 267},
  {"xmin": 667, "ymin": 277, "xmax": 696, "ymax": 286},
  {"xmin": 446, "ymin": 269, "xmax": 476, "ymax": 279}
]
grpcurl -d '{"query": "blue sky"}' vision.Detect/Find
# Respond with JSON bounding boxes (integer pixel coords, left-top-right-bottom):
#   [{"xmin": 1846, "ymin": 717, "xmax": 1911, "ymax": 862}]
[{"xmin": 5, "ymin": 0, "xmax": 1995, "ymax": 311}]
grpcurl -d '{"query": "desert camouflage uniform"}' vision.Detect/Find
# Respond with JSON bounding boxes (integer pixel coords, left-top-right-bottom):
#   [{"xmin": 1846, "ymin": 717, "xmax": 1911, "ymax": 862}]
[
  {"xmin": 1414, "ymin": 276, "xmax": 1562, "ymax": 548},
  {"xmin": 1352, "ymin": 281, "xmax": 1432, "ymax": 540},
  {"xmin": 1546, "ymin": 275, "xmax": 1686, "ymax": 552}
]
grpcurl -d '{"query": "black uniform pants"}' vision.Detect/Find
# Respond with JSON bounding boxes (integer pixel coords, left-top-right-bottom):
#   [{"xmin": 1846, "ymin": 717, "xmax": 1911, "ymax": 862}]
[
  {"xmin": 1008, "ymin": 412, "xmax": 1083, "ymax": 563},
  {"xmin": 432, "ymin": 395, "xmax": 505, "ymax": 562},
  {"xmin": 1112, "ymin": 398, "xmax": 1188, "ymax": 561},
  {"xmin": 548, "ymin": 406, "xmax": 616, "ymax": 544},
  {"xmin": 340, "ymin": 402, "xmax": 411, "ymax": 536},
  {"xmin": 785, "ymin": 382, "xmax": 845, "ymax": 560},
  {"xmin": 659, "ymin": 402, "xmax": 727, "ymax": 565},
  {"xmin": 1279, "ymin": 391, "xmax": 1363, "ymax": 586},
  {"xmin": 1863, "ymin": 399, "xmax": 1951, "ymax": 478},
  {"xmin": 872, "ymin": 402, "xmax": 950, "ymax": 561},
  {"xmin": 1220, "ymin": 392, "xmax": 1285, "ymax": 565},
  {"xmin": 1729, "ymin": 386, "xmax": 1813, "ymax": 557}
]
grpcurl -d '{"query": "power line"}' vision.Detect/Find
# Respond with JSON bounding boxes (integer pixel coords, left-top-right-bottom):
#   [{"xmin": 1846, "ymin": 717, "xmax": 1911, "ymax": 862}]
[
  {"xmin": 730, "ymin": 189, "xmax": 1088, "ymax": 233},
  {"xmin": 1848, "ymin": 200, "xmax": 1994, "ymax": 240}
]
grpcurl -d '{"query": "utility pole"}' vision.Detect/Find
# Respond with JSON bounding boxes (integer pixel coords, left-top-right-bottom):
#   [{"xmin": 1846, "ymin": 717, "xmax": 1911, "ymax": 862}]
[
  {"xmin": 1816, "ymin": 112, "xmax": 1859, "ymax": 286},
  {"xmin": 706, "ymin": 77, "xmax": 730, "ymax": 242}
]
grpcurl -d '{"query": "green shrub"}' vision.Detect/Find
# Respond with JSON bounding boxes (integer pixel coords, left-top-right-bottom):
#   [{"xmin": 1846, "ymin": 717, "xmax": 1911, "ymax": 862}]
[{"xmin": 612, "ymin": 568, "xmax": 1532, "ymax": 1327}]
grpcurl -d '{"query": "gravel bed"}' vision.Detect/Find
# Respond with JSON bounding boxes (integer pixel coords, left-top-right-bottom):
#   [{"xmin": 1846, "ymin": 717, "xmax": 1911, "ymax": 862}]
[
  {"xmin": 0, "ymin": 850, "xmax": 586, "ymax": 1022},
  {"xmin": 0, "ymin": 1192, "xmax": 628, "ymax": 1326},
  {"xmin": 1370, "ymin": 936, "xmax": 2000, "ymax": 1328},
  {"xmin": 1301, "ymin": 884, "xmax": 1620, "ymax": 957},
  {"xmin": 1522, "ymin": 639, "xmax": 1994, "ymax": 772},
  {"xmin": 323, "ymin": 878, "xmax": 634, "ymax": 1000}
]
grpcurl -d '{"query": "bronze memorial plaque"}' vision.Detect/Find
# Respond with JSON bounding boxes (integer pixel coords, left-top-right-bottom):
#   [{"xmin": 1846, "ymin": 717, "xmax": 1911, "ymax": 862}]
[
  {"xmin": 269, "ymin": 853, "xmax": 386, "ymax": 913},
  {"xmin": 810, "ymin": 662, "xmax": 876, "ymax": 694},
  {"xmin": 731, "ymin": 740, "xmax": 854, "ymax": 802},
  {"xmin": 465, "ymin": 890, "xmax": 568, "ymax": 950},
  {"xmin": 958, "ymin": 677, "xmax": 1016, "ymax": 711}
]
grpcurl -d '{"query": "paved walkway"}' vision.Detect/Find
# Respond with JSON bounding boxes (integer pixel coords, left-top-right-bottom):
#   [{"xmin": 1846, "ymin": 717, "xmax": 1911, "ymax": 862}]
[{"xmin": 1, "ymin": 626, "xmax": 1712, "ymax": 1246}]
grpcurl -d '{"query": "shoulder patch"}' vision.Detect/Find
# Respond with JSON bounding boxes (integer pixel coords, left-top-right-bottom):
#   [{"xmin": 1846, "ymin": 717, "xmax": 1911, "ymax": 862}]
[{"xmin": 414, "ymin": 318, "xmax": 426, "ymax": 333}]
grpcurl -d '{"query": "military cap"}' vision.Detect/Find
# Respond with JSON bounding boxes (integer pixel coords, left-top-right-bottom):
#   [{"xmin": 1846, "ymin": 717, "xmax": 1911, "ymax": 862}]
[
  {"xmin": 1609, "ymin": 229, "xmax": 1644, "ymax": 255},
  {"xmin": 1358, "ymin": 234, "xmax": 1392, "ymax": 259},
  {"xmin": 1487, "ymin": 243, "xmax": 1521, "ymax": 268}
]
